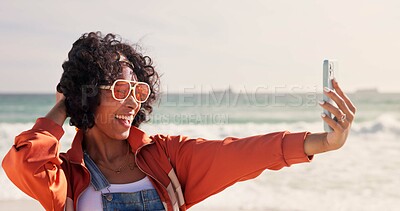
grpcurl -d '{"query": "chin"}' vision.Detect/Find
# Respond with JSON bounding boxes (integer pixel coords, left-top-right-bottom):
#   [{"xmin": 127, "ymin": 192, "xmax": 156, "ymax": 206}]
[{"xmin": 117, "ymin": 130, "xmax": 130, "ymax": 140}]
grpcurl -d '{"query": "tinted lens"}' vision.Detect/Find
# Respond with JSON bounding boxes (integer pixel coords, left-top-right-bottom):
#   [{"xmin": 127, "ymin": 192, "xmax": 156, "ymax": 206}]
[
  {"xmin": 113, "ymin": 81, "xmax": 131, "ymax": 100},
  {"xmin": 134, "ymin": 83, "xmax": 150, "ymax": 102}
]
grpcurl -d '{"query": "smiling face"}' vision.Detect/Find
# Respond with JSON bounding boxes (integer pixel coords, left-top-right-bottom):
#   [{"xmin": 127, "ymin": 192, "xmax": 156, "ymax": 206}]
[{"xmin": 89, "ymin": 64, "xmax": 141, "ymax": 141}]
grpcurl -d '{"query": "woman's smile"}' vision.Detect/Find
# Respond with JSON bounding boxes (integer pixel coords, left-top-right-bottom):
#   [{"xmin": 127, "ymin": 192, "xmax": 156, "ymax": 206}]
[{"xmin": 114, "ymin": 113, "xmax": 134, "ymax": 128}]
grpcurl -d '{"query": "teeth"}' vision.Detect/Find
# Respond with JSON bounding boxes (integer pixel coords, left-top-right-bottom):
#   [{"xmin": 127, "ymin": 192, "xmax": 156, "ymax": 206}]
[{"xmin": 115, "ymin": 114, "xmax": 133, "ymax": 121}]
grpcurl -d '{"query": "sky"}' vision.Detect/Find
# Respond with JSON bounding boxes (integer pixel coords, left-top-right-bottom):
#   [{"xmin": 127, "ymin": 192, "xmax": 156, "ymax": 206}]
[{"xmin": 0, "ymin": 0, "xmax": 399, "ymax": 94}]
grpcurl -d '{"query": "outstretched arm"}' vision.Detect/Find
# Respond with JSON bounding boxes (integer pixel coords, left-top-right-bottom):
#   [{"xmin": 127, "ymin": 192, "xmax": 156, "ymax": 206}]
[{"xmin": 304, "ymin": 79, "xmax": 357, "ymax": 155}]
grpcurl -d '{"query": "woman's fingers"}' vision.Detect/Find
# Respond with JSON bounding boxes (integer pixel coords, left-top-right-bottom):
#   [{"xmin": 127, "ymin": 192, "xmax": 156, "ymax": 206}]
[
  {"xmin": 319, "ymin": 101, "xmax": 345, "ymax": 121},
  {"xmin": 332, "ymin": 79, "xmax": 357, "ymax": 114},
  {"xmin": 321, "ymin": 113, "xmax": 344, "ymax": 132},
  {"xmin": 319, "ymin": 101, "xmax": 350, "ymax": 129},
  {"xmin": 323, "ymin": 86, "xmax": 354, "ymax": 122}
]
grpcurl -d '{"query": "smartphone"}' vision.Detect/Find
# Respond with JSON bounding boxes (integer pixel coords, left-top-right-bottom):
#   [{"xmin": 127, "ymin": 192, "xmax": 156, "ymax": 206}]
[{"xmin": 323, "ymin": 59, "xmax": 338, "ymax": 132}]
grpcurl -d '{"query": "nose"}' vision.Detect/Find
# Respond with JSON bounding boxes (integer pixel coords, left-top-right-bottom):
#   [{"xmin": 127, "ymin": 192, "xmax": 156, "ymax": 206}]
[{"xmin": 124, "ymin": 92, "xmax": 140, "ymax": 110}]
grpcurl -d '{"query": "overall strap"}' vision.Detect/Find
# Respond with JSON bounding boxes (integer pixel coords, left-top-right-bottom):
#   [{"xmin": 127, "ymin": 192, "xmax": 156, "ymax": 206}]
[{"xmin": 83, "ymin": 152, "xmax": 110, "ymax": 191}]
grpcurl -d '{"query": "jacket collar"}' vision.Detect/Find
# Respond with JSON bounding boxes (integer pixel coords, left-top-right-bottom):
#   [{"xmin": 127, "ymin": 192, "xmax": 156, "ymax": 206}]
[{"xmin": 66, "ymin": 126, "xmax": 152, "ymax": 164}]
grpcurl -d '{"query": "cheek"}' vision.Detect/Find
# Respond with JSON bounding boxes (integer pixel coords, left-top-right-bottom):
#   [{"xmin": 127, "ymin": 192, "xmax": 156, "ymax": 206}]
[
  {"xmin": 94, "ymin": 107, "xmax": 114, "ymax": 125},
  {"xmin": 134, "ymin": 104, "xmax": 141, "ymax": 114},
  {"xmin": 99, "ymin": 99, "xmax": 122, "ymax": 110},
  {"xmin": 94, "ymin": 102, "xmax": 120, "ymax": 124}
]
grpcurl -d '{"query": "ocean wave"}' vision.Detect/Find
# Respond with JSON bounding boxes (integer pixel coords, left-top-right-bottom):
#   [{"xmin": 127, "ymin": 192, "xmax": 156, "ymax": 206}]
[
  {"xmin": 351, "ymin": 114, "xmax": 400, "ymax": 135},
  {"xmin": 0, "ymin": 114, "xmax": 399, "ymax": 148},
  {"xmin": 144, "ymin": 114, "xmax": 400, "ymax": 139}
]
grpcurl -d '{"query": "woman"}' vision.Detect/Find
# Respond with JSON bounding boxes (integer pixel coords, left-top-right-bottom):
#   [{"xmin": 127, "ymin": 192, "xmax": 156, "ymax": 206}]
[{"xmin": 2, "ymin": 32, "xmax": 356, "ymax": 211}]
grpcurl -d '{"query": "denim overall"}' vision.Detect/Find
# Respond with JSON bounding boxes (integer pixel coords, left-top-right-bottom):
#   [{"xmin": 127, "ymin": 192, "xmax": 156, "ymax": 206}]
[{"xmin": 84, "ymin": 153, "xmax": 166, "ymax": 211}]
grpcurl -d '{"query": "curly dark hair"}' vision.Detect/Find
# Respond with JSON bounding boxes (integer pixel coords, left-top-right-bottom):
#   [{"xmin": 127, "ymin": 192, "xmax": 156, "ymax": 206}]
[{"xmin": 57, "ymin": 32, "xmax": 160, "ymax": 130}]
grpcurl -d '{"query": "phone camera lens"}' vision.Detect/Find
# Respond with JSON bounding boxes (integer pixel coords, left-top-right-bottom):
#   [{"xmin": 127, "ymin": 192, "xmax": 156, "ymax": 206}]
[{"xmin": 329, "ymin": 63, "xmax": 334, "ymax": 70}]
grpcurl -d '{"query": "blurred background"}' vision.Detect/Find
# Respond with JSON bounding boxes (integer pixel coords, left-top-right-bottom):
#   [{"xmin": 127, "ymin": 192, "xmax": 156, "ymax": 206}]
[{"xmin": 1, "ymin": 0, "xmax": 399, "ymax": 210}]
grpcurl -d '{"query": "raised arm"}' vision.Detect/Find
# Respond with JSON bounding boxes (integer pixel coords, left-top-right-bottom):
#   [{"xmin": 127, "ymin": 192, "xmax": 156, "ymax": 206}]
[
  {"xmin": 45, "ymin": 91, "xmax": 67, "ymax": 126},
  {"xmin": 2, "ymin": 92, "xmax": 68, "ymax": 211}
]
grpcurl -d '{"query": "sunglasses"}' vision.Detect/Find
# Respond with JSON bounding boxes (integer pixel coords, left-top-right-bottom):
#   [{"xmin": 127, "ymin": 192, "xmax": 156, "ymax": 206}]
[{"xmin": 99, "ymin": 79, "xmax": 150, "ymax": 102}]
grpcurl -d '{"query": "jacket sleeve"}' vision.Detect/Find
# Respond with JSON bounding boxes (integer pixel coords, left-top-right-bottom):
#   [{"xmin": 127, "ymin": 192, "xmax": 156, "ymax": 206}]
[
  {"xmin": 161, "ymin": 131, "xmax": 313, "ymax": 208},
  {"xmin": 1, "ymin": 117, "xmax": 67, "ymax": 211}
]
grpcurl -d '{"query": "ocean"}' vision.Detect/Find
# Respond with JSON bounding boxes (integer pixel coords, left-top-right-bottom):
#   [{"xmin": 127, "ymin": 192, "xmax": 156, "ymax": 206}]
[{"xmin": 1, "ymin": 92, "xmax": 399, "ymax": 210}]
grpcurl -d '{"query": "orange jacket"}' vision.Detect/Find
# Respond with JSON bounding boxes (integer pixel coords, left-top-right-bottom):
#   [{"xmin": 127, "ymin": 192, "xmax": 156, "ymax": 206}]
[{"xmin": 2, "ymin": 118, "xmax": 313, "ymax": 211}]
